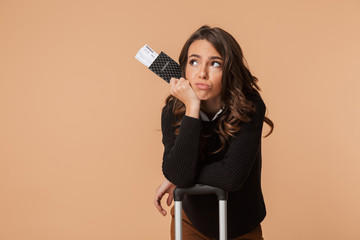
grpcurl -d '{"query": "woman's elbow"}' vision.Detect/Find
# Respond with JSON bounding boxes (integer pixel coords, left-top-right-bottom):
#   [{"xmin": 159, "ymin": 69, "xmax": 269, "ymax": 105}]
[
  {"xmin": 222, "ymin": 175, "xmax": 247, "ymax": 192},
  {"xmin": 162, "ymin": 168, "xmax": 196, "ymax": 188},
  {"xmin": 226, "ymin": 181, "xmax": 245, "ymax": 192}
]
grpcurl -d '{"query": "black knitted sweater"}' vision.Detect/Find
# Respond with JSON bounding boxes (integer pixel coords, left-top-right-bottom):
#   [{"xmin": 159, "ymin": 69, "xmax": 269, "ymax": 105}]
[{"xmin": 161, "ymin": 91, "xmax": 267, "ymax": 239}]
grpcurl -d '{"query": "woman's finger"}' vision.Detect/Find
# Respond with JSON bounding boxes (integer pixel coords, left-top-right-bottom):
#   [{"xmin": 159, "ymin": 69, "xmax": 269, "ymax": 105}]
[
  {"xmin": 180, "ymin": 79, "xmax": 190, "ymax": 89},
  {"xmin": 167, "ymin": 193, "xmax": 173, "ymax": 206},
  {"xmin": 153, "ymin": 194, "xmax": 162, "ymax": 211},
  {"xmin": 154, "ymin": 194, "xmax": 166, "ymax": 216},
  {"xmin": 177, "ymin": 77, "xmax": 185, "ymax": 83},
  {"xmin": 170, "ymin": 77, "xmax": 178, "ymax": 88},
  {"xmin": 170, "ymin": 77, "xmax": 179, "ymax": 95}
]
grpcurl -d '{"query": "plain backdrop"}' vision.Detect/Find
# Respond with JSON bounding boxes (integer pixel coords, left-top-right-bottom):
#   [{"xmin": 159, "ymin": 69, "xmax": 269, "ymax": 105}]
[{"xmin": 0, "ymin": 0, "xmax": 359, "ymax": 239}]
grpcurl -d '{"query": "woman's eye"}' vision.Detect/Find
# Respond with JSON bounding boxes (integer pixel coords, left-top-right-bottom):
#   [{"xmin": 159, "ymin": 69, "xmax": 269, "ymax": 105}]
[
  {"xmin": 189, "ymin": 59, "xmax": 198, "ymax": 66},
  {"xmin": 212, "ymin": 61, "xmax": 221, "ymax": 67}
]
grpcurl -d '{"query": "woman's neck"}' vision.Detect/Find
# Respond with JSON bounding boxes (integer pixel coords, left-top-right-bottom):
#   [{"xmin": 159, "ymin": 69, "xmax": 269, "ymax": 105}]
[{"xmin": 200, "ymin": 97, "xmax": 221, "ymax": 116}]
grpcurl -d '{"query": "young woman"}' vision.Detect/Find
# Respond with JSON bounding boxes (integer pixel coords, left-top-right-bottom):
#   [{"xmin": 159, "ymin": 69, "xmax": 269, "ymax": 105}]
[{"xmin": 154, "ymin": 25, "xmax": 274, "ymax": 240}]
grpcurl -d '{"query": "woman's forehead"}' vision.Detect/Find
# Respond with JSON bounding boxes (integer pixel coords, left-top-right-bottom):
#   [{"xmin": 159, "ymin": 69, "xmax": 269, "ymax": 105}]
[{"xmin": 188, "ymin": 39, "xmax": 221, "ymax": 57}]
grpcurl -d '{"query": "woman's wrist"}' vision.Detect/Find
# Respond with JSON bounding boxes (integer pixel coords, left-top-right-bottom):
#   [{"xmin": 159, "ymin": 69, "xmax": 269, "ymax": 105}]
[{"xmin": 185, "ymin": 102, "xmax": 200, "ymax": 119}]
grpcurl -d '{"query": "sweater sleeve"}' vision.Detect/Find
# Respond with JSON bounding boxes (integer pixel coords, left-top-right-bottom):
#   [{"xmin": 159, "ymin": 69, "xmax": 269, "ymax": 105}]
[
  {"xmin": 195, "ymin": 98, "xmax": 266, "ymax": 191},
  {"xmin": 161, "ymin": 102, "xmax": 202, "ymax": 187}
]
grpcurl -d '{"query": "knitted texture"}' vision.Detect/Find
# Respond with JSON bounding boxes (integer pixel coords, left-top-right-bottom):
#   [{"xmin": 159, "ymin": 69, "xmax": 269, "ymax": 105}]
[{"xmin": 161, "ymin": 92, "xmax": 267, "ymax": 238}]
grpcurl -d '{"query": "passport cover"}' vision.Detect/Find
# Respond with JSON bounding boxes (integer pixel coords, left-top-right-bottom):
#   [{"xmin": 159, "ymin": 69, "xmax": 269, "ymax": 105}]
[{"xmin": 148, "ymin": 52, "xmax": 182, "ymax": 83}]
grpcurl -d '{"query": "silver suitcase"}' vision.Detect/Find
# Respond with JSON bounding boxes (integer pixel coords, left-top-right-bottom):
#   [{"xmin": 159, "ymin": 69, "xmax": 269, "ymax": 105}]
[{"xmin": 173, "ymin": 184, "xmax": 228, "ymax": 240}]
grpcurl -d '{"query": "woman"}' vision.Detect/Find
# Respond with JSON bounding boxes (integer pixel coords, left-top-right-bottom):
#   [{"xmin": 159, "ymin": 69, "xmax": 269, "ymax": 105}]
[{"xmin": 154, "ymin": 25, "xmax": 274, "ymax": 240}]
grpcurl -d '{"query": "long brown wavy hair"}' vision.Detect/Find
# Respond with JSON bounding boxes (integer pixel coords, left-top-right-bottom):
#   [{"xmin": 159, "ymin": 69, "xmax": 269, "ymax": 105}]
[{"xmin": 165, "ymin": 25, "xmax": 274, "ymax": 154}]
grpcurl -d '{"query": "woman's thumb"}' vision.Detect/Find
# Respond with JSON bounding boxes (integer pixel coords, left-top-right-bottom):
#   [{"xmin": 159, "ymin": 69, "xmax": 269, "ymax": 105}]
[{"xmin": 167, "ymin": 194, "xmax": 173, "ymax": 206}]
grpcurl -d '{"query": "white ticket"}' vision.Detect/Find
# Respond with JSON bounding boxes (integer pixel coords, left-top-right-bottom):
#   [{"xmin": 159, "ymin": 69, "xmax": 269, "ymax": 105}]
[{"xmin": 135, "ymin": 44, "xmax": 158, "ymax": 67}]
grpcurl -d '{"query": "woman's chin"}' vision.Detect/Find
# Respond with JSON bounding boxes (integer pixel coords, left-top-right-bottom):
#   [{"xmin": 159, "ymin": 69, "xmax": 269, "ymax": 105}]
[{"xmin": 196, "ymin": 93, "xmax": 209, "ymax": 100}]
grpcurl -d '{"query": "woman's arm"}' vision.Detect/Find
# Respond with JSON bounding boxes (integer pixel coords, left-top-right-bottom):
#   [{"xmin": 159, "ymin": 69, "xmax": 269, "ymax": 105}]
[
  {"xmin": 161, "ymin": 103, "xmax": 202, "ymax": 187},
  {"xmin": 161, "ymin": 77, "xmax": 201, "ymax": 187},
  {"xmin": 161, "ymin": 95, "xmax": 266, "ymax": 191},
  {"xmin": 195, "ymin": 99, "xmax": 266, "ymax": 191}
]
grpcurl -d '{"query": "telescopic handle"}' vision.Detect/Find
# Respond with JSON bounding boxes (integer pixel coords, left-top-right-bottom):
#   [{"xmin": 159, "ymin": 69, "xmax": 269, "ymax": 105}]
[{"xmin": 173, "ymin": 184, "xmax": 228, "ymax": 201}]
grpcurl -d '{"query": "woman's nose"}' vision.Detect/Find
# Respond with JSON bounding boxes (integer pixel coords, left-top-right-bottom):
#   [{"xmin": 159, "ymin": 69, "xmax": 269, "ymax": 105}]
[{"xmin": 199, "ymin": 67, "xmax": 208, "ymax": 79}]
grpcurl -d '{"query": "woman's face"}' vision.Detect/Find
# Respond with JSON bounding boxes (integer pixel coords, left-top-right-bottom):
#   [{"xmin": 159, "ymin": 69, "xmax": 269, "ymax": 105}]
[{"xmin": 185, "ymin": 39, "xmax": 223, "ymax": 103}]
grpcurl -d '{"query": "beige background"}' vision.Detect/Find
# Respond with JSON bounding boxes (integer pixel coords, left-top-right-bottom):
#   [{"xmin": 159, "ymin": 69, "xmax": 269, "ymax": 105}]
[{"xmin": 1, "ymin": 0, "xmax": 359, "ymax": 239}]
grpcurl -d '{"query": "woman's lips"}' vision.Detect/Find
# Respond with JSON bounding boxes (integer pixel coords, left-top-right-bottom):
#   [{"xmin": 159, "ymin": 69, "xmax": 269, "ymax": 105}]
[{"xmin": 195, "ymin": 83, "xmax": 211, "ymax": 90}]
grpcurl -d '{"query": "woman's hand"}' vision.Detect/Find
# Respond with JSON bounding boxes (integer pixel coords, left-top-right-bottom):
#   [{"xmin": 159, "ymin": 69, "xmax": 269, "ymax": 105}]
[
  {"xmin": 170, "ymin": 77, "xmax": 200, "ymax": 118},
  {"xmin": 170, "ymin": 77, "xmax": 200, "ymax": 106},
  {"xmin": 154, "ymin": 179, "xmax": 177, "ymax": 216}
]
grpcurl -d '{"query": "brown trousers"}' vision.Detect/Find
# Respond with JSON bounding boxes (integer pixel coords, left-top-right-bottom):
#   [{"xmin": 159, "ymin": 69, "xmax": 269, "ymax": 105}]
[{"xmin": 170, "ymin": 206, "xmax": 264, "ymax": 240}]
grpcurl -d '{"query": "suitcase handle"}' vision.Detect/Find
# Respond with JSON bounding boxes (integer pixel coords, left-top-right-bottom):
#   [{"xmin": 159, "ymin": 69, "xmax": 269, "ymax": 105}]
[
  {"xmin": 173, "ymin": 184, "xmax": 228, "ymax": 201},
  {"xmin": 173, "ymin": 184, "xmax": 228, "ymax": 240}
]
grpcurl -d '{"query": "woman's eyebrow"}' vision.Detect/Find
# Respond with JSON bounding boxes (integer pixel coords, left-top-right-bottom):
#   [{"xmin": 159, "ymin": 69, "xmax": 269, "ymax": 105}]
[{"xmin": 188, "ymin": 54, "xmax": 223, "ymax": 61}]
